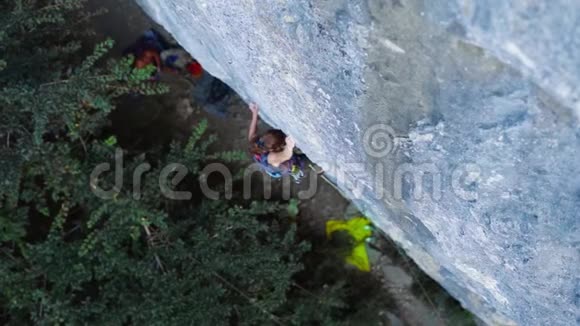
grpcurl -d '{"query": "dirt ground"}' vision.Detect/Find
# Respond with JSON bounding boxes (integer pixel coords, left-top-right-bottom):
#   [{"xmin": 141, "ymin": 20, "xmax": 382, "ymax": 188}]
[{"xmin": 87, "ymin": 1, "xmax": 478, "ymax": 325}]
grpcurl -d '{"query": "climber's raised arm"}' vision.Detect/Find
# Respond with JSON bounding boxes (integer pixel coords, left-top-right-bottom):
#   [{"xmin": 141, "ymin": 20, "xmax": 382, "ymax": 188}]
[{"xmin": 248, "ymin": 103, "xmax": 259, "ymax": 142}]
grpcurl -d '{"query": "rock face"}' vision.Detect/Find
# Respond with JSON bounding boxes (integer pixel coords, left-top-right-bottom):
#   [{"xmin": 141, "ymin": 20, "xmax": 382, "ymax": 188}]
[{"xmin": 137, "ymin": 0, "xmax": 580, "ymax": 325}]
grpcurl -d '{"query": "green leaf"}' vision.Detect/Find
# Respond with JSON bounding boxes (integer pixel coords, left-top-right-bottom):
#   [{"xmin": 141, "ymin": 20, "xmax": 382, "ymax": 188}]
[
  {"xmin": 287, "ymin": 199, "xmax": 300, "ymax": 218},
  {"xmin": 104, "ymin": 135, "xmax": 117, "ymax": 147}
]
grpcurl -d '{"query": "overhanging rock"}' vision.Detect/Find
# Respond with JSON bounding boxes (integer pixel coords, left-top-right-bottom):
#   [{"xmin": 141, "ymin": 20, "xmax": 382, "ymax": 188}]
[{"xmin": 137, "ymin": 1, "xmax": 580, "ymax": 325}]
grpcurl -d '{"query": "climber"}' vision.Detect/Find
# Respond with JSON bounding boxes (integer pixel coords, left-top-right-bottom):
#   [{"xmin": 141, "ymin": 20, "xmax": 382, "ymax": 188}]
[{"xmin": 247, "ymin": 103, "xmax": 306, "ymax": 182}]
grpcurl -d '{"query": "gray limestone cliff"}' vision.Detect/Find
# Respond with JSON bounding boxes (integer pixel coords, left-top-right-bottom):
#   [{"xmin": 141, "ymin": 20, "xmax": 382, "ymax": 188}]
[{"xmin": 137, "ymin": 0, "xmax": 580, "ymax": 325}]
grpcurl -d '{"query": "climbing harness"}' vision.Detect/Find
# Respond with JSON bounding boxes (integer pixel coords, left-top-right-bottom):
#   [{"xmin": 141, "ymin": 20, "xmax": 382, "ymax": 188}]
[{"xmin": 253, "ymin": 152, "xmax": 305, "ymax": 182}]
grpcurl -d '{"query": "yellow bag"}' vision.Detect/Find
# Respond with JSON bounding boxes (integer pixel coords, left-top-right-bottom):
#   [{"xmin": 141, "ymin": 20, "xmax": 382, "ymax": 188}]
[{"xmin": 326, "ymin": 217, "xmax": 373, "ymax": 272}]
